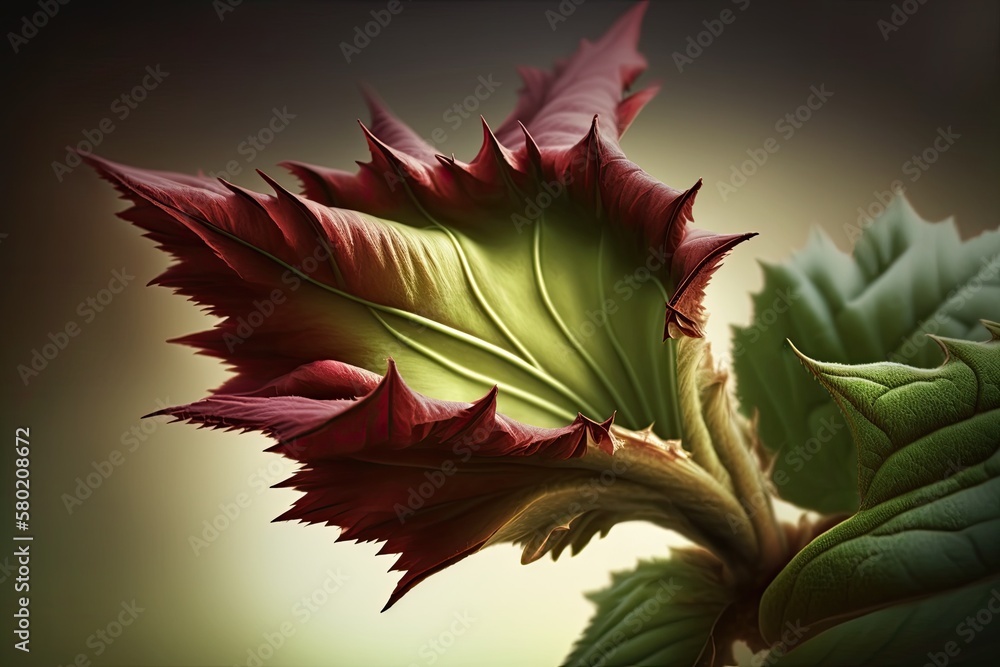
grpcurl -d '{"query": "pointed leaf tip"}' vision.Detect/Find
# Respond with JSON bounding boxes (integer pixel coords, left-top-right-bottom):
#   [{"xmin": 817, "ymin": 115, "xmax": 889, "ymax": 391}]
[
  {"xmin": 733, "ymin": 195, "xmax": 1000, "ymax": 515},
  {"xmin": 760, "ymin": 329, "xmax": 1000, "ymax": 646},
  {"xmin": 982, "ymin": 319, "xmax": 1000, "ymax": 340}
]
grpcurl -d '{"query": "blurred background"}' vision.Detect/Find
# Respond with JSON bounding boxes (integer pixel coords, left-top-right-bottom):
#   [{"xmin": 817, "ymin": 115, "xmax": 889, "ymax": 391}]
[{"xmin": 1, "ymin": 0, "xmax": 997, "ymax": 665}]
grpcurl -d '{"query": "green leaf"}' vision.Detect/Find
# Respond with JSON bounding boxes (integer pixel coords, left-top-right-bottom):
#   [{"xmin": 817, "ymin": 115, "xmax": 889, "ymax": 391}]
[
  {"xmin": 732, "ymin": 196, "xmax": 1000, "ymax": 513},
  {"xmin": 765, "ymin": 576, "xmax": 1000, "ymax": 666},
  {"xmin": 759, "ymin": 323, "xmax": 1000, "ymax": 646},
  {"xmin": 564, "ymin": 549, "xmax": 733, "ymax": 667}
]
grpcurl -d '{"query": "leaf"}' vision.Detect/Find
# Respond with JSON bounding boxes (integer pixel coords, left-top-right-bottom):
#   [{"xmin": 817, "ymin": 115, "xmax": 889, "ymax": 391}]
[
  {"xmin": 759, "ymin": 323, "xmax": 1000, "ymax": 645},
  {"xmin": 159, "ymin": 359, "xmax": 757, "ymax": 609},
  {"xmin": 87, "ymin": 3, "xmax": 758, "ymax": 609},
  {"xmin": 89, "ymin": 3, "xmax": 752, "ymax": 435},
  {"xmin": 765, "ymin": 576, "xmax": 1000, "ymax": 666},
  {"xmin": 563, "ymin": 549, "xmax": 734, "ymax": 667},
  {"xmin": 732, "ymin": 196, "xmax": 1000, "ymax": 513}
]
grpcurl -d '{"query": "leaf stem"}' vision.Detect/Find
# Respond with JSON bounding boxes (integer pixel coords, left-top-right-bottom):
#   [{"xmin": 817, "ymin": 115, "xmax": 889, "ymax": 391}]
[
  {"xmin": 702, "ymin": 371, "xmax": 787, "ymax": 574},
  {"xmin": 676, "ymin": 336, "xmax": 733, "ymax": 491}
]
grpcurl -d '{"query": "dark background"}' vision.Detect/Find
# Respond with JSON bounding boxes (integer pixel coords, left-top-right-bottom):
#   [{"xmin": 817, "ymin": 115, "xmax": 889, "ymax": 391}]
[{"xmin": 1, "ymin": 1, "xmax": 997, "ymax": 665}]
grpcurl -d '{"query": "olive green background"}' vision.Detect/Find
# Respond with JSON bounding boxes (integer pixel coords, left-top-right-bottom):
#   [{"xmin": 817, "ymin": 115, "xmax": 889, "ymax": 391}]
[{"xmin": 1, "ymin": 1, "xmax": 997, "ymax": 665}]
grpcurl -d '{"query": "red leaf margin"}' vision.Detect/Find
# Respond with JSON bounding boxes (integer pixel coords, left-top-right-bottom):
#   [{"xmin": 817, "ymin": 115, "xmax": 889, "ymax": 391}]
[
  {"xmin": 82, "ymin": 1, "xmax": 759, "ymax": 609},
  {"xmin": 284, "ymin": 1, "xmax": 755, "ymax": 338},
  {"xmin": 153, "ymin": 358, "xmax": 618, "ymax": 610}
]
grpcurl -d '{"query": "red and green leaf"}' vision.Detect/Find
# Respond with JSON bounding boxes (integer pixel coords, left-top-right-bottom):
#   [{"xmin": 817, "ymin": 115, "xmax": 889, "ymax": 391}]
[{"xmin": 87, "ymin": 2, "xmax": 756, "ymax": 608}]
